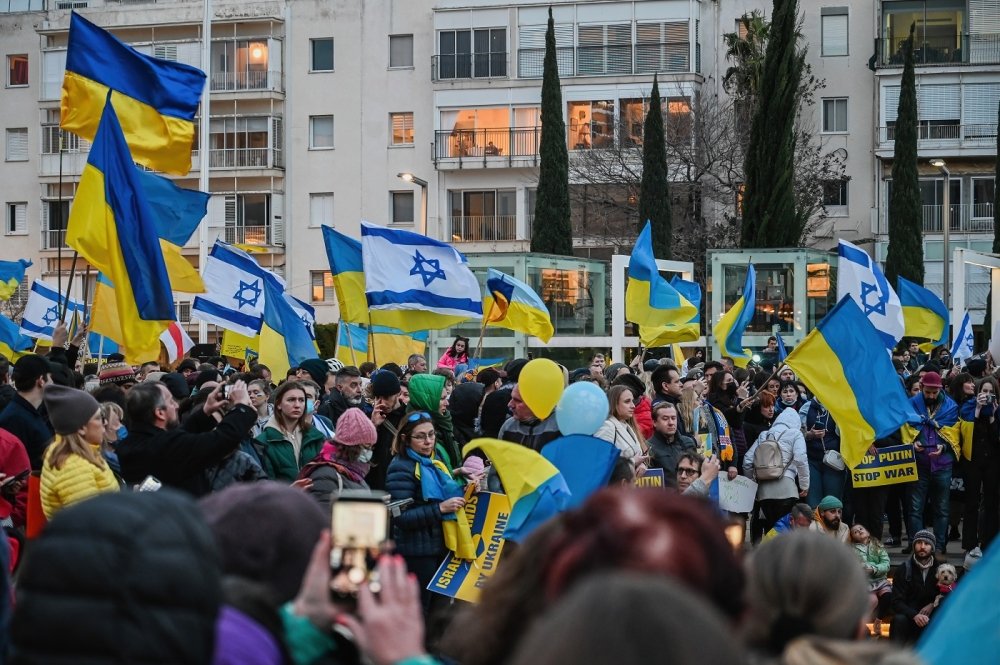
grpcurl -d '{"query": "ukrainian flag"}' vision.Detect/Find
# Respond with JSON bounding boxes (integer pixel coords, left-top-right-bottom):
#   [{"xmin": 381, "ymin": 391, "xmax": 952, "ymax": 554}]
[
  {"xmin": 220, "ymin": 329, "xmax": 259, "ymax": 361},
  {"xmin": 626, "ymin": 222, "xmax": 697, "ymax": 330},
  {"xmin": 898, "ymin": 277, "xmax": 949, "ymax": 349},
  {"xmin": 640, "ymin": 276, "xmax": 702, "ymax": 347},
  {"xmin": 0, "ymin": 260, "xmax": 31, "ymax": 301},
  {"xmin": 370, "ymin": 326, "xmax": 428, "ymax": 366},
  {"xmin": 0, "ymin": 313, "xmax": 33, "ymax": 360},
  {"xmin": 483, "ymin": 269, "xmax": 554, "ymax": 343},
  {"xmin": 259, "ymin": 277, "xmax": 320, "ymax": 378},
  {"xmin": 784, "ymin": 296, "xmax": 920, "ymax": 469},
  {"xmin": 323, "ymin": 224, "xmax": 470, "ymax": 331},
  {"xmin": 713, "ymin": 264, "xmax": 756, "ymax": 368},
  {"xmin": 66, "ymin": 99, "xmax": 175, "ymax": 363},
  {"xmin": 61, "ymin": 12, "xmax": 206, "ymax": 175},
  {"xmin": 335, "ymin": 322, "xmax": 369, "ymax": 367},
  {"xmin": 463, "ymin": 438, "xmax": 571, "ymax": 542}
]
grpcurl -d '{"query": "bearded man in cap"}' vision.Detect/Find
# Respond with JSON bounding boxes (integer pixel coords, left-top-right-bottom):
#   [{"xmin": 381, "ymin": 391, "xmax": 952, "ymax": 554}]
[
  {"xmin": 808, "ymin": 495, "xmax": 849, "ymax": 542},
  {"xmin": 891, "ymin": 529, "xmax": 943, "ymax": 644},
  {"xmin": 365, "ymin": 369, "xmax": 404, "ymax": 491}
]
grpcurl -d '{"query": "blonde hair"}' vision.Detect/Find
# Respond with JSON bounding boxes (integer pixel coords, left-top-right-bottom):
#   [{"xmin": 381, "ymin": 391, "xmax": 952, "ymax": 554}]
[
  {"xmin": 677, "ymin": 385, "xmax": 700, "ymax": 433},
  {"xmin": 46, "ymin": 431, "xmax": 107, "ymax": 472},
  {"xmin": 607, "ymin": 385, "xmax": 646, "ymax": 448}
]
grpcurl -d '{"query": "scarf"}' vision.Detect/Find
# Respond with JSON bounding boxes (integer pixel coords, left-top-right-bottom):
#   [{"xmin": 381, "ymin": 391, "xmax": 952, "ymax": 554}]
[
  {"xmin": 406, "ymin": 448, "xmax": 475, "ymax": 560},
  {"xmin": 318, "ymin": 441, "xmax": 369, "ymax": 485}
]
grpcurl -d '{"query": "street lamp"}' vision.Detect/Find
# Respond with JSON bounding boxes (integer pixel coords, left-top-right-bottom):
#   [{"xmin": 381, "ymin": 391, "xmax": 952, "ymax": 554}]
[
  {"xmin": 930, "ymin": 159, "xmax": 950, "ymax": 308},
  {"xmin": 397, "ymin": 172, "xmax": 428, "ymax": 236}
]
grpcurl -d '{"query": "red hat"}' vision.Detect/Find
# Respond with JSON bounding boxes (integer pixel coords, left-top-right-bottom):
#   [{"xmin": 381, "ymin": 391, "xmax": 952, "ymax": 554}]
[{"xmin": 921, "ymin": 371, "xmax": 943, "ymax": 388}]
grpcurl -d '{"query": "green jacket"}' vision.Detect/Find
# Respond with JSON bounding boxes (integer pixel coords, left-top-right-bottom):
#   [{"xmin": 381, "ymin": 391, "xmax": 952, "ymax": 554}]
[
  {"xmin": 407, "ymin": 374, "xmax": 460, "ymax": 469},
  {"xmin": 256, "ymin": 424, "xmax": 326, "ymax": 482}
]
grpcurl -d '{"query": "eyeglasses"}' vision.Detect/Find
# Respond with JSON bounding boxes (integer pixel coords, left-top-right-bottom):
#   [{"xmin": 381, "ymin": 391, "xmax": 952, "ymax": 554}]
[
  {"xmin": 677, "ymin": 467, "xmax": 699, "ymax": 477},
  {"xmin": 407, "ymin": 411, "xmax": 431, "ymax": 422},
  {"xmin": 410, "ymin": 432, "xmax": 437, "ymax": 442}
]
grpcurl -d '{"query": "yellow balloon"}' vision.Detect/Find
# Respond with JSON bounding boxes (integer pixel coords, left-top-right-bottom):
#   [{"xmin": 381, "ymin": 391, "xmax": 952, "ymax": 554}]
[{"xmin": 517, "ymin": 358, "xmax": 565, "ymax": 420}]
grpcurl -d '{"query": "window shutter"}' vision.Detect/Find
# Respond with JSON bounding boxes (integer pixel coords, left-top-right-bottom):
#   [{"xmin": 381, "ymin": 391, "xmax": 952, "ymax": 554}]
[
  {"xmin": 310, "ymin": 193, "xmax": 333, "ymax": 227},
  {"xmin": 822, "ymin": 14, "xmax": 848, "ymax": 56},
  {"xmin": 963, "ymin": 83, "xmax": 1000, "ymax": 125},
  {"xmin": 518, "ymin": 24, "xmax": 573, "ymax": 77},
  {"xmin": 270, "ymin": 193, "xmax": 284, "ymax": 246},
  {"xmin": 41, "ymin": 50, "xmax": 67, "ymax": 101},
  {"xmin": 153, "ymin": 44, "xmax": 178, "ymax": 61},
  {"xmin": 918, "ymin": 84, "xmax": 960, "ymax": 121},
  {"xmin": 636, "ymin": 21, "xmax": 689, "ymax": 73},
  {"xmin": 883, "ymin": 86, "xmax": 900, "ymax": 124},
  {"xmin": 6, "ymin": 129, "xmax": 28, "ymax": 160},
  {"xmin": 271, "ymin": 116, "xmax": 283, "ymax": 168}
]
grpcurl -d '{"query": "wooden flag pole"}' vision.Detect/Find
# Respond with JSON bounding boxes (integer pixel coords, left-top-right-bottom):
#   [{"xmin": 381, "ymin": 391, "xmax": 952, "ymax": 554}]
[
  {"xmin": 367, "ymin": 312, "xmax": 377, "ymax": 366},
  {"xmin": 474, "ymin": 299, "xmax": 496, "ymax": 365},
  {"xmin": 341, "ymin": 321, "xmax": 359, "ymax": 367}
]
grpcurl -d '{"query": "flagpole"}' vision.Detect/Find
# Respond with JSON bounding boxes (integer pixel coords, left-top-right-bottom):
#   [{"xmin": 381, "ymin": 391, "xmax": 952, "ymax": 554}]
[
  {"xmin": 474, "ymin": 299, "xmax": 496, "ymax": 364},
  {"xmin": 197, "ymin": 0, "xmax": 212, "ymax": 345},
  {"xmin": 57, "ymin": 130, "xmax": 64, "ymax": 301},
  {"xmin": 98, "ymin": 334, "xmax": 105, "ymax": 363},
  {"xmin": 342, "ymin": 321, "xmax": 359, "ymax": 366},
  {"xmin": 367, "ymin": 312, "xmax": 377, "ymax": 366}
]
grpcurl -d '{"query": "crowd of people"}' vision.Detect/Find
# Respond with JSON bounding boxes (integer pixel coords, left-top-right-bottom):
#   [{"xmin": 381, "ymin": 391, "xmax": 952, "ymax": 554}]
[{"xmin": 0, "ymin": 324, "xmax": 992, "ymax": 664}]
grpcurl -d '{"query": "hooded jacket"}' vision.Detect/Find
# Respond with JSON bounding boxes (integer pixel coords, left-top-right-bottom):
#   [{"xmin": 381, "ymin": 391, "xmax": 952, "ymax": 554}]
[
  {"xmin": 743, "ymin": 406, "xmax": 809, "ymax": 499},
  {"xmin": 407, "ymin": 374, "xmax": 460, "ymax": 469},
  {"xmin": 449, "ymin": 382, "xmax": 485, "ymax": 446}
]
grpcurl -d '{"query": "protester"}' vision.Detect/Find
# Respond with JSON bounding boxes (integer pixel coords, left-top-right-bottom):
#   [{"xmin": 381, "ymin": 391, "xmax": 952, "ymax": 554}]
[
  {"xmin": 800, "ymin": 397, "xmax": 845, "ymax": 506},
  {"xmin": 297, "ymin": 378, "xmax": 335, "ymax": 439},
  {"xmin": 365, "ymin": 369, "xmax": 405, "ymax": 491},
  {"xmin": 891, "ymin": 529, "xmax": 943, "ymax": 644},
  {"xmin": 646, "ymin": 402, "xmax": 697, "ymax": 486},
  {"xmin": 960, "ymin": 375, "xmax": 999, "ymax": 554},
  {"xmin": 809, "ymin": 495, "xmax": 850, "ymax": 542},
  {"xmin": 39, "ymin": 385, "xmax": 119, "ymax": 518},
  {"xmin": 407, "ymin": 354, "xmax": 428, "ymax": 375},
  {"xmin": 98, "ymin": 360, "xmax": 137, "ymax": 391},
  {"xmin": 776, "ymin": 379, "xmax": 805, "ymax": 413},
  {"xmin": 741, "ymin": 390, "xmax": 776, "ymax": 446},
  {"xmin": 676, "ymin": 451, "xmax": 721, "ymax": 497},
  {"xmin": 247, "ymin": 378, "xmax": 273, "ymax": 438},
  {"xmin": 762, "ymin": 502, "xmax": 813, "ymax": 541},
  {"xmin": 743, "ymin": 405, "xmax": 809, "ymax": 543},
  {"xmin": 406, "ymin": 373, "xmax": 461, "ymax": 469},
  {"xmin": 0, "ymin": 355, "xmax": 54, "ymax": 471},
  {"xmin": 255, "ymin": 381, "xmax": 326, "ymax": 483},
  {"xmin": 497, "ymin": 380, "xmax": 561, "ymax": 453},
  {"xmin": 299, "ymin": 408, "xmax": 377, "ymax": 512},
  {"xmin": 0, "ymin": 426, "xmax": 30, "ymax": 530},
  {"xmin": 437, "ymin": 336, "xmax": 469, "ymax": 371},
  {"xmin": 318, "ymin": 365, "xmax": 362, "ymax": 424},
  {"xmin": 449, "ymin": 381, "xmax": 485, "ymax": 446},
  {"xmin": 707, "ymin": 369, "xmax": 750, "ymax": 466},
  {"xmin": 849, "ymin": 523, "xmax": 892, "ymax": 629},
  {"xmin": 594, "ymin": 385, "xmax": 648, "ymax": 472}
]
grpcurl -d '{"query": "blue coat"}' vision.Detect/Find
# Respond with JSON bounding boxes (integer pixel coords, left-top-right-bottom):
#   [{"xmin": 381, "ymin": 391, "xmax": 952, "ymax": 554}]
[{"xmin": 385, "ymin": 455, "xmax": 446, "ymax": 558}]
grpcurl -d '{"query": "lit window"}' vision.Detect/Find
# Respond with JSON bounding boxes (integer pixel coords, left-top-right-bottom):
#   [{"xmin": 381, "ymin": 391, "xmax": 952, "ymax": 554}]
[
  {"xmin": 311, "ymin": 271, "xmax": 336, "ymax": 303},
  {"xmin": 7, "ymin": 54, "xmax": 28, "ymax": 87},
  {"xmin": 390, "ymin": 112, "xmax": 414, "ymax": 145}
]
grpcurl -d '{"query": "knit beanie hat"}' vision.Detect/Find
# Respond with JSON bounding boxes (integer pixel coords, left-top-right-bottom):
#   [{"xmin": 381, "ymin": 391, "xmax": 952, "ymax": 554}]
[
  {"xmin": 143, "ymin": 371, "xmax": 167, "ymax": 383},
  {"xmin": 817, "ymin": 496, "xmax": 843, "ymax": 512},
  {"xmin": 160, "ymin": 372, "xmax": 191, "ymax": 400},
  {"xmin": 99, "ymin": 361, "xmax": 136, "ymax": 386},
  {"xmin": 913, "ymin": 529, "xmax": 937, "ymax": 550},
  {"xmin": 298, "ymin": 358, "xmax": 329, "ymax": 388},
  {"xmin": 333, "ymin": 408, "xmax": 377, "ymax": 446},
  {"xmin": 43, "ymin": 384, "xmax": 101, "ymax": 435},
  {"xmin": 369, "ymin": 369, "xmax": 401, "ymax": 398}
]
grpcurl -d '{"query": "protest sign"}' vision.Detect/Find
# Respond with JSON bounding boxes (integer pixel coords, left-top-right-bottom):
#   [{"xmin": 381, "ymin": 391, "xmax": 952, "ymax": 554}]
[
  {"xmin": 718, "ymin": 475, "xmax": 757, "ymax": 513},
  {"xmin": 635, "ymin": 467, "xmax": 666, "ymax": 489},
  {"xmin": 428, "ymin": 491, "xmax": 511, "ymax": 603},
  {"xmin": 851, "ymin": 444, "xmax": 917, "ymax": 488}
]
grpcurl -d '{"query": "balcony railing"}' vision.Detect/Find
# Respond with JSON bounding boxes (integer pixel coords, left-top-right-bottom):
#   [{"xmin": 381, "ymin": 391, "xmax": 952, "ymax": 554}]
[
  {"xmin": 431, "ymin": 54, "xmax": 508, "ymax": 81},
  {"xmin": 877, "ymin": 124, "xmax": 997, "ymax": 147},
  {"xmin": 450, "ymin": 215, "xmax": 517, "ymax": 243},
  {"xmin": 878, "ymin": 203, "xmax": 995, "ymax": 234},
  {"xmin": 433, "ymin": 128, "xmax": 541, "ymax": 165},
  {"xmin": 210, "ymin": 70, "xmax": 280, "ymax": 92},
  {"xmin": 41, "ymin": 229, "xmax": 68, "ymax": 250},
  {"xmin": 223, "ymin": 225, "xmax": 271, "ymax": 246},
  {"xmin": 517, "ymin": 42, "xmax": 690, "ymax": 79},
  {"xmin": 208, "ymin": 147, "xmax": 281, "ymax": 169},
  {"xmin": 874, "ymin": 33, "xmax": 1000, "ymax": 68}
]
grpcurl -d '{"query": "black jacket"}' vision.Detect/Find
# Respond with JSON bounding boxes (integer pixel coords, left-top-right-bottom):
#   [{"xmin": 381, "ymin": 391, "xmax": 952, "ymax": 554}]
[
  {"xmin": 0, "ymin": 394, "xmax": 53, "ymax": 471},
  {"xmin": 891, "ymin": 558, "xmax": 942, "ymax": 620},
  {"xmin": 647, "ymin": 431, "xmax": 697, "ymax": 487},
  {"xmin": 11, "ymin": 490, "xmax": 222, "ymax": 665},
  {"xmin": 385, "ymin": 455, "xmax": 446, "ymax": 558},
  {"xmin": 318, "ymin": 390, "xmax": 351, "ymax": 426},
  {"xmin": 367, "ymin": 404, "xmax": 406, "ymax": 491},
  {"xmin": 119, "ymin": 404, "xmax": 256, "ymax": 496}
]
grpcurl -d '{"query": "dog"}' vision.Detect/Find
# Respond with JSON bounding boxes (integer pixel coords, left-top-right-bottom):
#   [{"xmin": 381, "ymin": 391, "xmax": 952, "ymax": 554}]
[{"xmin": 932, "ymin": 563, "xmax": 958, "ymax": 609}]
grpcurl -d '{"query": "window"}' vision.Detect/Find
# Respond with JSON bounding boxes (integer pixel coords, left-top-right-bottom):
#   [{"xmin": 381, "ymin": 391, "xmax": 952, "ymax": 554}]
[
  {"xmin": 972, "ymin": 178, "xmax": 995, "ymax": 222},
  {"xmin": 389, "ymin": 35, "xmax": 414, "ymax": 68},
  {"xmin": 822, "ymin": 98, "xmax": 848, "ymax": 133},
  {"xmin": 311, "ymin": 271, "xmax": 336, "ymax": 303},
  {"xmin": 449, "ymin": 189, "xmax": 516, "ymax": 242},
  {"xmin": 391, "ymin": 191, "xmax": 415, "ymax": 225},
  {"xmin": 821, "ymin": 8, "xmax": 848, "ymax": 57},
  {"xmin": 175, "ymin": 302, "xmax": 191, "ymax": 323},
  {"xmin": 311, "ymin": 38, "xmax": 333, "ymax": 71},
  {"xmin": 7, "ymin": 54, "xmax": 27, "ymax": 87},
  {"xmin": 42, "ymin": 199, "xmax": 70, "ymax": 249},
  {"xmin": 5, "ymin": 202, "xmax": 27, "ymax": 235},
  {"xmin": 390, "ymin": 112, "xmax": 414, "ymax": 145},
  {"xmin": 568, "ymin": 101, "xmax": 615, "ymax": 150},
  {"xmin": 5, "ymin": 128, "xmax": 27, "ymax": 161},
  {"xmin": 310, "ymin": 193, "xmax": 333, "ymax": 228},
  {"xmin": 822, "ymin": 179, "xmax": 849, "ymax": 210},
  {"xmin": 309, "ymin": 115, "xmax": 334, "ymax": 149},
  {"xmin": 437, "ymin": 28, "xmax": 506, "ymax": 79}
]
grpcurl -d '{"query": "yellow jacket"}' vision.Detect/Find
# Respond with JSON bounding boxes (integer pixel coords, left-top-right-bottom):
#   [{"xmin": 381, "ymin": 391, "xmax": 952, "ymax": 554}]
[{"xmin": 40, "ymin": 443, "xmax": 119, "ymax": 519}]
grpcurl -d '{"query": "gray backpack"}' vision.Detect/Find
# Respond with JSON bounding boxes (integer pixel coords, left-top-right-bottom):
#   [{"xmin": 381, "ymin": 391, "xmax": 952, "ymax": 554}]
[{"xmin": 753, "ymin": 431, "xmax": 793, "ymax": 481}]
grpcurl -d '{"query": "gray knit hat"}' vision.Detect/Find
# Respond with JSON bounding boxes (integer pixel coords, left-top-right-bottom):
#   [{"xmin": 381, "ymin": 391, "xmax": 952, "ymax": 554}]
[
  {"xmin": 43, "ymin": 384, "xmax": 101, "ymax": 435},
  {"xmin": 913, "ymin": 529, "xmax": 937, "ymax": 550}
]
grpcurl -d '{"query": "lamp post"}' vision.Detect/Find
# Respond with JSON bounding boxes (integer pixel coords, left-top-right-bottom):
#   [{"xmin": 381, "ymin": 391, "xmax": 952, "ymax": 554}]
[
  {"xmin": 931, "ymin": 159, "xmax": 950, "ymax": 308},
  {"xmin": 397, "ymin": 172, "xmax": 429, "ymax": 236}
]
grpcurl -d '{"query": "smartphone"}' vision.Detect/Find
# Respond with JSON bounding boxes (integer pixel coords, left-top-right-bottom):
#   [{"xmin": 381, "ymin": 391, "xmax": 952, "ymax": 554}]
[
  {"xmin": 330, "ymin": 490, "xmax": 391, "ymax": 603},
  {"xmin": 222, "ymin": 384, "xmax": 232, "ymax": 399},
  {"xmin": 1, "ymin": 469, "xmax": 30, "ymax": 486}
]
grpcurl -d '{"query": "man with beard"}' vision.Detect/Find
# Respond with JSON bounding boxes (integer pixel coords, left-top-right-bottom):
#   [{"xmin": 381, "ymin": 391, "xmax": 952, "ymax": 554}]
[
  {"xmin": 808, "ymin": 495, "xmax": 849, "ymax": 542},
  {"xmin": 318, "ymin": 366, "xmax": 363, "ymax": 424},
  {"xmin": 364, "ymin": 369, "xmax": 405, "ymax": 491},
  {"xmin": 891, "ymin": 530, "xmax": 943, "ymax": 644},
  {"xmin": 119, "ymin": 381, "xmax": 255, "ymax": 496}
]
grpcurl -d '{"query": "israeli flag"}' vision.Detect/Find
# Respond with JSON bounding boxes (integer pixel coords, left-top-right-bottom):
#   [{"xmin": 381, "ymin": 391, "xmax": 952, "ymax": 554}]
[
  {"xmin": 289, "ymin": 295, "xmax": 316, "ymax": 340},
  {"xmin": 361, "ymin": 221, "xmax": 482, "ymax": 319},
  {"xmin": 192, "ymin": 241, "xmax": 273, "ymax": 337},
  {"xmin": 837, "ymin": 240, "xmax": 904, "ymax": 349},
  {"xmin": 950, "ymin": 311, "xmax": 974, "ymax": 364},
  {"xmin": 20, "ymin": 280, "xmax": 85, "ymax": 340}
]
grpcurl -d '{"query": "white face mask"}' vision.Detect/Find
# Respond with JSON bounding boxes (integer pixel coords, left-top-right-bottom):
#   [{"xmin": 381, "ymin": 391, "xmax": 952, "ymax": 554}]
[{"xmin": 357, "ymin": 447, "xmax": 374, "ymax": 463}]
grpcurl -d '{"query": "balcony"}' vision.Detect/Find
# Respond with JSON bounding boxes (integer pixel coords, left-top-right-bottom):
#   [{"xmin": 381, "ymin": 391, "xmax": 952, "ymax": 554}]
[
  {"xmin": 208, "ymin": 147, "xmax": 282, "ymax": 169},
  {"xmin": 874, "ymin": 34, "xmax": 1000, "ymax": 68},
  {"xmin": 222, "ymin": 225, "xmax": 273, "ymax": 246},
  {"xmin": 877, "ymin": 124, "xmax": 997, "ymax": 149},
  {"xmin": 210, "ymin": 70, "xmax": 281, "ymax": 93},
  {"xmin": 517, "ymin": 42, "xmax": 691, "ymax": 79},
  {"xmin": 431, "ymin": 53, "xmax": 508, "ymax": 81},
  {"xmin": 41, "ymin": 229, "xmax": 68, "ymax": 251},
  {"xmin": 433, "ymin": 128, "xmax": 540, "ymax": 168},
  {"xmin": 877, "ymin": 203, "xmax": 995, "ymax": 234},
  {"xmin": 450, "ymin": 215, "xmax": 517, "ymax": 243}
]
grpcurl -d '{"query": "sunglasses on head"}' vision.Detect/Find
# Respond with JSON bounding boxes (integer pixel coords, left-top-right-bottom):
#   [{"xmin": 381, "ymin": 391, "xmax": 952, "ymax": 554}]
[{"xmin": 407, "ymin": 411, "xmax": 431, "ymax": 422}]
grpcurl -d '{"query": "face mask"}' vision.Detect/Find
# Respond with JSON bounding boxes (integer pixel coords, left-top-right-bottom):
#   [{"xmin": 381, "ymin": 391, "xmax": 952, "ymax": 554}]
[
  {"xmin": 116, "ymin": 425, "xmax": 128, "ymax": 440},
  {"xmin": 305, "ymin": 398, "xmax": 315, "ymax": 415},
  {"xmin": 357, "ymin": 447, "xmax": 373, "ymax": 463},
  {"xmin": 782, "ymin": 396, "xmax": 797, "ymax": 406},
  {"xmin": 726, "ymin": 384, "xmax": 738, "ymax": 397}
]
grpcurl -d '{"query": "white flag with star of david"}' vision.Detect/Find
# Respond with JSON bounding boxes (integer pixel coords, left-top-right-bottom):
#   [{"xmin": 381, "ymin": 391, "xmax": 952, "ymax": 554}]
[
  {"xmin": 20, "ymin": 279, "xmax": 85, "ymax": 340},
  {"xmin": 837, "ymin": 239, "xmax": 904, "ymax": 349},
  {"xmin": 191, "ymin": 241, "xmax": 276, "ymax": 337}
]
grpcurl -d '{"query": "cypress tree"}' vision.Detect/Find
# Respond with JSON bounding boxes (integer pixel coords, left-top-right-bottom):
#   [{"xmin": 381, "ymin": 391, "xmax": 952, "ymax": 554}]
[
  {"xmin": 884, "ymin": 24, "xmax": 925, "ymax": 286},
  {"xmin": 531, "ymin": 7, "xmax": 572, "ymax": 255},
  {"xmin": 638, "ymin": 75, "xmax": 672, "ymax": 258},
  {"xmin": 740, "ymin": 0, "xmax": 803, "ymax": 248}
]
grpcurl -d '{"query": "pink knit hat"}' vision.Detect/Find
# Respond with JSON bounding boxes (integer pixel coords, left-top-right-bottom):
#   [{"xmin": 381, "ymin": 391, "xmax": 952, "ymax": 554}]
[{"xmin": 333, "ymin": 408, "xmax": 377, "ymax": 446}]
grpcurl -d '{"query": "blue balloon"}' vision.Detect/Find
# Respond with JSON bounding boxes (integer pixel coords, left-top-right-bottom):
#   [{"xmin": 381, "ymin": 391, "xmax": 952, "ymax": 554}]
[{"xmin": 555, "ymin": 381, "xmax": 609, "ymax": 435}]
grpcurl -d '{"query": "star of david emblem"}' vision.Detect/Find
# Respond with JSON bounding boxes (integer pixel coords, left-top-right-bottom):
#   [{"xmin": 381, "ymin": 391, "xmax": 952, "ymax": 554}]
[
  {"xmin": 42, "ymin": 305, "xmax": 60, "ymax": 325},
  {"xmin": 859, "ymin": 281, "xmax": 887, "ymax": 316},
  {"xmin": 233, "ymin": 279, "xmax": 262, "ymax": 309},
  {"xmin": 410, "ymin": 250, "xmax": 447, "ymax": 287}
]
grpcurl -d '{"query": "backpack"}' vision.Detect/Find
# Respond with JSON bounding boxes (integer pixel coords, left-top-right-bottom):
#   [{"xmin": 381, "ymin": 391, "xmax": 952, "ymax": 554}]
[{"xmin": 753, "ymin": 430, "xmax": 794, "ymax": 481}]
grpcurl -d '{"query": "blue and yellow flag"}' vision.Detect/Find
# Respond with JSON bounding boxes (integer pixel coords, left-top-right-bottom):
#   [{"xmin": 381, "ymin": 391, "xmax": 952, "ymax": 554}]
[
  {"xmin": 640, "ymin": 275, "xmax": 702, "ymax": 347},
  {"xmin": 61, "ymin": 12, "xmax": 206, "ymax": 175},
  {"xmin": 898, "ymin": 276, "xmax": 949, "ymax": 350},
  {"xmin": 336, "ymin": 322, "xmax": 369, "ymax": 367},
  {"xmin": 463, "ymin": 438, "xmax": 571, "ymax": 542},
  {"xmin": 0, "ymin": 259, "xmax": 31, "ymax": 301},
  {"xmin": 137, "ymin": 170, "xmax": 209, "ymax": 248},
  {"xmin": 483, "ymin": 268, "xmax": 554, "ymax": 343},
  {"xmin": 713, "ymin": 264, "xmax": 756, "ymax": 368},
  {"xmin": 0, "ymin": 313, "xmax": 33, "ymax": 360},
  {"xmin": 67, "ymin": 99, "xmax": 175, "ymax": 362},
  {"xmin": 784, "ymin": 297, "xmax": 920, "ymax": 469},
  {"xmin": 259, "ymin": 277, "xmax": 320, "ymax": 378},
  {"xmin": 626, "ymin": 222, "xmax": 697, "ymax": 330},
  {"xmin": 371, "ymin": 326, "xmax": 428, "ymax": 366}
]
